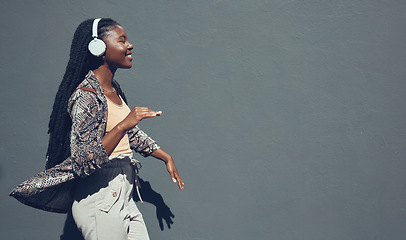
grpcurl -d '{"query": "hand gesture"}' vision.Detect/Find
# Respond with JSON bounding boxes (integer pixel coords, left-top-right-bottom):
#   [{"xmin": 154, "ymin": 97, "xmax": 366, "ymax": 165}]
[{"xmin": 119, "ymin": 107, "xmax": 162, "ymax": 131}]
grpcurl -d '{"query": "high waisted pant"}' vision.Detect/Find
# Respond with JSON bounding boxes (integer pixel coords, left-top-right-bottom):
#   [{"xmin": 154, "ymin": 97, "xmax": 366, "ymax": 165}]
[{"xmin": 71, "ymin": 158, "xmax": 149, "ymax": 240}]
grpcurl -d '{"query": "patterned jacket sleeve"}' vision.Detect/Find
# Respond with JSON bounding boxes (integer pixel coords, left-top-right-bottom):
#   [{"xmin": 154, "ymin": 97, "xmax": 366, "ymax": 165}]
[
  {"xmin": 67, "ymin": 90, "xmax": 110, "ymax": 177},
  {"xmin": 127, "ymin": 125, "xmax": 160, "ymax": 157}
]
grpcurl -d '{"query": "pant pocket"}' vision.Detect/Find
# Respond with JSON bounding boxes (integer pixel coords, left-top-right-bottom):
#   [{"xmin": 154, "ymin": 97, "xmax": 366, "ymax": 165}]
[{"xmin": 98, "ymin": 177, "xmax": 122, "ymax": 213}]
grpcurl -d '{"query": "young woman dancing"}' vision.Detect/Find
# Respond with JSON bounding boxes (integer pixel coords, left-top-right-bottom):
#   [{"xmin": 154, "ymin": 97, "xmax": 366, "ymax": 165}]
[{"xmin": 10, "ymin": 18, "xmax": 184, "ymax": 240}]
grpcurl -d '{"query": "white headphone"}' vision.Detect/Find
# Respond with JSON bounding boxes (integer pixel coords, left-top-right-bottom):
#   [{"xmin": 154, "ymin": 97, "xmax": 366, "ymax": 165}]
[{"xmin": 88, "ymin": 18, "xmax": 106, "ymax": 57}]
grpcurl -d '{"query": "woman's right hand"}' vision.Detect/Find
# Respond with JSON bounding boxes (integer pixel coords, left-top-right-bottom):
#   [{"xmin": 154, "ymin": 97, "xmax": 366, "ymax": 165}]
[
  {"xmin": 102, "ymin": 107, "xmax": 161, "ymax": 155},
  {"xmin": 118, "ymin": 107, "xmax": 162, "ymax": 131}
]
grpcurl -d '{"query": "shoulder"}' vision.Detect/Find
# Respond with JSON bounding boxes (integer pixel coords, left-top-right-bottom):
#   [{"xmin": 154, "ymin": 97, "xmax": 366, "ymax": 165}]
[
  {"xmin": 69, "ymin": 78, "xmax": 97, "ymax": 100},
  {"xmin": 68, "ymin": 82, "xmax": 99, "ymax": 114}
]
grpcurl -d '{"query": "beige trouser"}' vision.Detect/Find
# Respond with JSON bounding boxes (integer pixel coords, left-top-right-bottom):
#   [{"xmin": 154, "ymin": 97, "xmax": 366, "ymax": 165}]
[{"xmin": 71, "ymin": 158, "xmax": 149, "ymax": 240}]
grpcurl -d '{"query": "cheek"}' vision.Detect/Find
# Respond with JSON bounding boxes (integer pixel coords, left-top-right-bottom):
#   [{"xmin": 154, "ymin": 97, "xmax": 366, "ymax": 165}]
[
  {"xmin": 105, "ymin": 52, "xmax": 122, "ymax": 64},
  {"xmin": 105, "ymin": 45, "xmax": 125, "ymax": 59}
]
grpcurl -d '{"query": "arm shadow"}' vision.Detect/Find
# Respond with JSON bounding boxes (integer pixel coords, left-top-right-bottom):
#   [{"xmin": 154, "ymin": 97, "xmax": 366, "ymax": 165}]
[
  {"xmin": 135, "ymin": 177, "xmax": 176, "ymax": 231},
  {"xmin": 59, "ymin": 176, "xmax": 174, "ymax": 239}
]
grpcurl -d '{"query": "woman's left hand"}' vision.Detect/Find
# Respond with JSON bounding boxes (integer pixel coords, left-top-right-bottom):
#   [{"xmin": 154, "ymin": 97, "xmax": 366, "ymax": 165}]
[
  {"xmin": 166, "ymin": 159, "xmax": 184, "ymax": 190},
  {"xmin": 151, "ymin": 148, "xmax": 184, "ymax": 190}
]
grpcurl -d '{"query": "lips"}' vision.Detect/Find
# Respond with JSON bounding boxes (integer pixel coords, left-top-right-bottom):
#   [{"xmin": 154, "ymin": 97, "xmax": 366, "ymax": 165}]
[{"xmin": 125, "ymin": 52, "xmax": 133, "ymax": 60}]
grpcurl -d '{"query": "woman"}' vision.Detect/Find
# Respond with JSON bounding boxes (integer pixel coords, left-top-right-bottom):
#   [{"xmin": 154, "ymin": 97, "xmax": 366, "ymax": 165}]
[{"xmin": 10, "ymin": 18, "xmax": 184, "ymax": 240}]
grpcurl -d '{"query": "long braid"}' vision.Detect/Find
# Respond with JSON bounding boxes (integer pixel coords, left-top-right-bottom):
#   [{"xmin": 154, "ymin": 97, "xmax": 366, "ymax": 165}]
[{"xmin": 46, "ymin": 18, "xmax": 120, "ymax": 169}]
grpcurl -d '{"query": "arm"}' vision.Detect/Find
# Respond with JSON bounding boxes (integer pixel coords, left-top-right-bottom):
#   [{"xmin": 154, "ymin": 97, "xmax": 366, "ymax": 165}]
[
  {"xmin": 108, "ymin": 107, "xmax": 162, "ymax": 155},
  {"xmin": 101, "ymin": 123, "xmax": 127, "ymax": 155},
  {"xmin": 151, "ymin": 148, "xmax": 184, "ymax": 190},
  {"xmin": 127, "ymin": 125, "xmax": 160, "ymax": 156},
  {"xmin": 125, "ymin": 116, "xmax": 184, "ymax": 189}
]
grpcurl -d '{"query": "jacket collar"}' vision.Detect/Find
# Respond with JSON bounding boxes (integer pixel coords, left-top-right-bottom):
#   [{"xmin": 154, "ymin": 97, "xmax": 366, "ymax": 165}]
[{"xmin": 84, "ymin": 70, "xmax": 107, "ymax": 103}]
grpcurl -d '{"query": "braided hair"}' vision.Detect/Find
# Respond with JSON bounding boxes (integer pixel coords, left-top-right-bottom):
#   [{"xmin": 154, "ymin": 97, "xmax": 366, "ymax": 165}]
[{"xmin": 46, "ymin": 18, "xmax": 128, "ymax": 169}]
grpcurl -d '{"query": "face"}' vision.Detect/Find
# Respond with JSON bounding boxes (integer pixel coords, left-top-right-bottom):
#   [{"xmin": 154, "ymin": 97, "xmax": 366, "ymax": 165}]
[{"xmin": 102, "ymin": 25, "xmax": 134, "ymax": 70}]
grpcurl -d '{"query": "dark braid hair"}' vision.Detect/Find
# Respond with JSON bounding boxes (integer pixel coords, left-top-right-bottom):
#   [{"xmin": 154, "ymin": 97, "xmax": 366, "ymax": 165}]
[{"xmin": 46, "ymin": 18, "xmax": 128, "ymax": 169}]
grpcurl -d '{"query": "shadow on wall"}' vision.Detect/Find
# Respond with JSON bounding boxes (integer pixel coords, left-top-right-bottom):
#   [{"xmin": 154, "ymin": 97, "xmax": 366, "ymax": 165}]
[
  {"xmin": 59, "ymin": 177, "xmax": 175, "ymax": 240},
  {"xmin": 135, "ymin": 177, "xmax": 176, "ymax": 231}
]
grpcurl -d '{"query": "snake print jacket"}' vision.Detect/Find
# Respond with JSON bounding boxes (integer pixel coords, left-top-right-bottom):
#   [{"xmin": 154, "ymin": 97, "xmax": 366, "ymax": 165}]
[{"xmin": 9, "ymin": 71, "xmax": 160, "ymax": 213}]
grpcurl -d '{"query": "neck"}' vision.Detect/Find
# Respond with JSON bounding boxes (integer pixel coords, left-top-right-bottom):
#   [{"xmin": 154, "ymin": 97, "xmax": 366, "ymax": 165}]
[{"xmin": 93, "ymin": 64, "xmax": 117, "ymax": 89}]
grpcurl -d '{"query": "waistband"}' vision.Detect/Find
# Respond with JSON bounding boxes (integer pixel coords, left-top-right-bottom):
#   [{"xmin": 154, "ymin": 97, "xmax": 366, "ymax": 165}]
[{"xmin": 96, "ymin": 156, "xmax": 144, "ymax": 203}]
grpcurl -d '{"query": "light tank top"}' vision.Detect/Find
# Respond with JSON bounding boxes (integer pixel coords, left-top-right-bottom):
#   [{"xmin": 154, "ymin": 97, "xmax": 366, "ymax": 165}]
[{"xmin": 105, "ymin": 95, "xmax": 132, "ymax": 156}]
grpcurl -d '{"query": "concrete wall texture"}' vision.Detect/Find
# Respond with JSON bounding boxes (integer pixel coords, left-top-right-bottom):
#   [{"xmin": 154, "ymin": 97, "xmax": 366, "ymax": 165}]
[{"xmin": 1, "ymin": 0, "xmax": 406, "ymax": 239}]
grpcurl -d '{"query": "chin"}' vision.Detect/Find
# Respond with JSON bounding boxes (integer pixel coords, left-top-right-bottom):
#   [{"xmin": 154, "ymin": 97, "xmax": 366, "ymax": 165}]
[
  {"xmin": 124, "ymin": 61, "xmax": 133, "ymax": 68},
  {"xmin": 121, "ymin": 64, "xmax": 132, "ymax": 69}
]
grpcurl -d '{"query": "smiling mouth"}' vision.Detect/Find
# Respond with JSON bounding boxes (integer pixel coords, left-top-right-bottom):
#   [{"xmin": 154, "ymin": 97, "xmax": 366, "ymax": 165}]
[{"xmin": 126, "ymin": 53, "xmax": 133, "ymax": 60}]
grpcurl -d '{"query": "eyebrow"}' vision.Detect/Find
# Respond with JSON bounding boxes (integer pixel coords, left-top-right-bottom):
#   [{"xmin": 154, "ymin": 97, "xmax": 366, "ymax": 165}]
[{"xmin": 119, "ymin": 35, "xmax": 127, "ymax": 39}]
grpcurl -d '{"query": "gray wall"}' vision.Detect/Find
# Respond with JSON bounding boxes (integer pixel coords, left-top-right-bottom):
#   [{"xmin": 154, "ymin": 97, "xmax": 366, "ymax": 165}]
[{"xmin": 1, "ymin": 0, "xmax": 406, "ymax": 239}]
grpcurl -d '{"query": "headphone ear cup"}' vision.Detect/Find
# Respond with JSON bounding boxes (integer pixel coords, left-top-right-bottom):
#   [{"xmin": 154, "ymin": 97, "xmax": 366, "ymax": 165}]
[{"xmin": 88, "ymin": 38, "xmax": 106, "ymax": 57}]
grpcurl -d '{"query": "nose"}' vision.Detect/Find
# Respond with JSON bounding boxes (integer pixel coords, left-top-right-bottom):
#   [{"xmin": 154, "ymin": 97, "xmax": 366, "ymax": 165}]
[{"xmin": 128, "ymin": 42, "xmax": 134, "ymax": 50}]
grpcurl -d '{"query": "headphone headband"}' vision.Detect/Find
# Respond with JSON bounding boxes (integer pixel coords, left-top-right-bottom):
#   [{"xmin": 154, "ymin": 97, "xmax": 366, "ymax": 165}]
[{"xmin": 92, "ymin": 18, "xmax": 101, "ymax": 38}]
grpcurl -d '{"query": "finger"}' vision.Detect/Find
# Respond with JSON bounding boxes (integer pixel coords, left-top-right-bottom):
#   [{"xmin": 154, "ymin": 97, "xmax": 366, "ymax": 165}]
[
  {"xmin": 173, "ymin": 173, "xmax": 184, "ymax": 189},
  {"xmin": 133, "ymin": 106, "xmax": 150, "ymax": 111},
  {"xmin": 134, "ymin": 109, "xmax": 162, "ymax": 116},
  {"xmin": 135, "ymin": 111, "xmax": 161, "ymax": 121},
  {"xmin": 170, "ymin": 171, "xmax": 177, "ymax": 183},
  {"xmin": 145, "ymin": 111, "xmax": 162, "ymax": 118},
  {"xmin": 177, "ymin": 176, "xmax": 184, "ymax": 189},
  {"xmin": 133, "ymin": 107, "xmax": 161, "ymax": 113}
]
